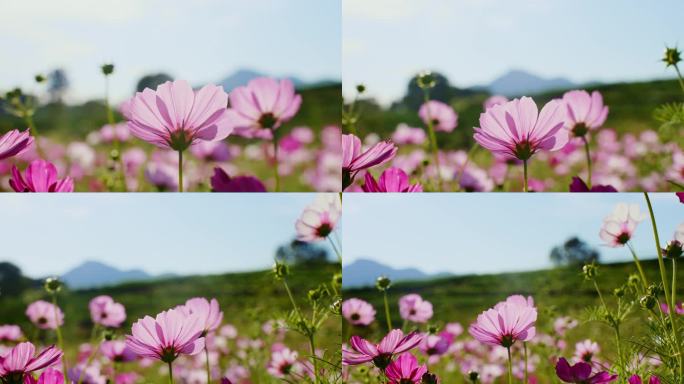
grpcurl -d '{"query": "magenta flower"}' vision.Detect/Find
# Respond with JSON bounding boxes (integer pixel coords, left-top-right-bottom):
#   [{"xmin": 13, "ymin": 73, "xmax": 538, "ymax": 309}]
[
  {"xmin": 628, "ymin": 375, "xmax": 661, "ymax": 384},
  {"xmin": 555, "ymin": 358, "xmax": 617, "ymax": 383},
  {"xmin": 181, "ymin": 297, "xmax": 223, "ymax": 335},
  {"xmin": 210, "ymin": 167, "xmax": 266, "ymax": 192},
  {"xmin": 342, "ymin": 329, "xmax": 423, "ymax": 369},
  {"xmin": 362, "ymin": 167, "xmax": 423, "ymax": 193},
  {"xmin": 89, "ymin": 295, "xmax": 126, "ymax": 328},
  {"xmin": 10, "ymin": 160, "xmax": 74, "ymax": 192},
  {"xmin": 342, "ymin": 298, "xmax": 376, "ymax": 326},
  {"xmin": 483, "ymin": 95, "xmax": 509, "ymax": 111},
  {"xmin": 26, "ymin": 300, "xmax": 64, "ymax": 330},
  {"xmin": 342, "ymin": 134, "xmax": 397, "ymax": 190},
  {"xmin": 474, "ymin": 97, "xmax": 568, "ymax": 191},
  {"xmin": 399, "ymin": 294, "xmax": 433, "ymax": 323},
  {"xmin": 469, "ymin": 301, "xmax": 536, "ymax": 348},
  {"xmin": 0, "ymin": 342, "xmax": 63, "ymax": 382},
  {"xmin": 569, "ymin": 177, "xmax": 617, "ymax": 192},
  {"xmin": 562, "ymin": 90, "xmax": 608, "ymax": 137},
  {"xmin": 419, "ymin": 101, "xmax": 458, "ymax": 133},
  {"xmin": 660, "ymin": 301, "xmax": 684, "ymax": 315},
  {"xmin": 677, "ymin": 192, "xmax": 684, "ymax": 204},
  {"xmin": 0, "ymin": 325, "xmax": 23, "ymax": 342},
  {"xmin": 599, "ymin": 203, "xmax": 646, "ymax": 247},
  {"xmin": 419, "ymin": 332, "xmax": 453, "ymax": 357},
  {"xmin": 100, "ymin": 340, "xmax": 137, "ymax": 363},
  {"xmin": 125, "ymin": 308, "xmax": 205, "ymax": 363},
  {"xmin": 125, "ymin": 80, "xmax": 232, "ymax": 151},
  {"xmin": 0, "ymin": 129, "xmax": 33, "ymax": 160},
  {"xmin": 385, "ymin": 353, "xmax": 428, "ymax": 384},
  {"xmin": 226, "ymin": 77, "xmax": 302, "ymax": 137},
  {"xmin": 295, "ymin": 194, "xmax": 341, "ymax": 242},
  {"xmin": 36, "ymin": 368, "xmax": 64, "ymax": 384}
]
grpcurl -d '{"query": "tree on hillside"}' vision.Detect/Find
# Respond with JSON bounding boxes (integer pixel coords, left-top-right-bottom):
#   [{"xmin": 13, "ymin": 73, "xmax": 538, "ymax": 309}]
[
  {"xmin": 276, "ymin": 240, "xmax": 329, "ymax": 265},
  {"xmin": 0, "ymin": 262, "xmax": 31, "ymax": 297},
  {"xmin": 135, "ymin": 73, "xmax": 173, "ymax": 93},
  {"xmin": 47, "ymin": 69, "xmax": 69, "ymax": 103},
  {"xmin": 395, "ymin": 71, "xmax": 484, "ymax": 111},
  {"xmin": 550, "ymin": 237, "xmax": 600, "ymax": 267}
]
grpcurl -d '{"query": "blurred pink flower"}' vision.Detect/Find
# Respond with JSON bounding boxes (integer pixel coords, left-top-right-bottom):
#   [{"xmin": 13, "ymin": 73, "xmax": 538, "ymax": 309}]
[
  {"xmin": 628, "ymin": 375, "xmax": 661, "ymax": 384},
  {"xmin": 100, "ymin": 340, "xmax": 137, "ymax": 363},
  {"xmin": 125, "ymin": 80, "xmax": 232, "ymax": 151},
  {"xmin": 89, "ymin": 295, "xmax": 126, "ymax": 328},
  {"xmin": 573, "ymin": 339, "xmax": 600, "ymax": 363},
  {"xmin": 385, "ymin": 353, "xmax": 428, "ymax": 384},
  {"xmin": 555, "ymin": 357, "xmax": 617, "ymax": 383},
  {"xmin": 392, "ymin": 124, "xmax": 426, "ymax": 145},
  {"xmin": 342, "ymin": 298, "xmax": 376, "ymax": 326},
  {"xmin": 0, "ymin": 325, "xmax": 22, "ymax": 342},
  {"xmin": 342, "ymin": 134, "xmax": 397, "ymax": 189},
  {"xmin": 36, "ymin": 368, "xmax": 64, "ymax": 384},
  {"xmin": 460, "ymin": 167, "xmax": 495, "ymax": 192},
  {"xmin": 266, "ymin": 348, "xmax": 308, "ymax": 379},
  {"xmin": 0, "ymin": 129, "xmax": 33, "ymax": 160},
  {"xmin": 210, "ymin": 167, "xmax": 266, "ymax": 192},
  {"xmin": 182, "ymin": 297, "xmax": 223, "ymax": 335},
  {"xmin": 26, "ymin": 300, "xmax": 64, "ymax": 330},
  {"xmin": 483, "ymin": 95, "xmax": 509, "ymax": 111},
  {"xmin": 125, "ymin": 308, "xmax": 205, "ymax": 363},
  {"xmin": 362, "ymin": 167, "xmax": 422, "ymax": 192},
  {"xmin": 660, "ymin": 301, "xmax": 684, "ymax": 315},
  {"xmin": 99, "ymin": 123, "xmax": 130, "ymax": 144},
  {"xmin": 342, "ymin": 330, "xmax": 423, "ymax": 368},
  {"xmin": 419, "ymin": 100, "xmax": 458, "ymax": 132},
  {"xmin": 474, "ymin": 97, "xmax": 568, "ymax": 161},
  {"xmin": 226, "ymin": 77, "xmax": 302, "ymax": 138},
  {"xmin": 295, "ymin": 194, "xmax": 341, "ymax": 242},
  {"xmin": 569, "ymin": 177, "xmax": 617, "ymax": 192},
  {"xmin": 563, "ymin": 90, "xmax": 608, "ymax": 137},
  {"xmin": 420, "ymin": 332, "xmax": 453, "ymax": 357},
  {"xmin": 0, "ymin": 342, "xmax": 62, "ymax": 380},
  {"xmin": 599, "ymin": 203, "xmax": 646, "ymax": 247},
  {"xmin": 190, "ymin": 141, "xmax": 231, "ymax": 162},
  {"xmin": 399, "ymin": 294, "xmax": 433, "ymax": 323},
  {"xmin": 10, "ymin": 160, "xmax": 74, "ymax": 192},
  {"xmin": 469, "ymin": 300, "xmax": 537, "ymax": 347}
]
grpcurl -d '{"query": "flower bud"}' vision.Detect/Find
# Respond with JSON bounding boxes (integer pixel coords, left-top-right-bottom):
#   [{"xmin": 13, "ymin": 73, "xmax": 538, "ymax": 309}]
[
  {"xmin": 662, "ymin": 47, "xmax": 682, "ymax": 68},
  {"xmin": 416, "ymin": 71, "xmax": 436, "ymax": 89},
  {"xmin": 307, "ymin": 287, "xmax": 324, "ymax": 302},
  {"xmin": 356, "ymin": 84, "xmax": 366, "ymax": 94},
  {"xmin": 272, "ymin": 261, "xmax": 289, "ymax": 280},
  {"xmin": 376, "ymin": 276, "xmax": 392, "ymax": 291},
  {"xmin": 34, "ymin": 74, "xmax": 46, "ymax": 83},
  {"xmin": 647, "ymin": 284, "xmax": 663, "ymax": 297},
  {"xmin": 101, "ymin": 63, "xmax": 115, "ymax": 75},
  {"xmin": 663, "ymin": 240, "xmax": 683, "ymax": 259},
  {"xmin": 582, "ymin": 263, "xmax": 598, "ymax": 280},
  {"xmin": 427, "ymin": 324, "xmax": 439, "ymax": 334},
  {"xmin": 330, "ymin": 298, "xmax": 341, "ymax": 314},
  {"xmin": 422, "ymin": 372, "xmax": 440, "ymax": 384},
  {"xmin": 468, "ymin": 371, "xmax": 479, "ymax": 383},
  {"xmin": 44, "ymin": 276, "xmax": 63, "ymax": 294},
  {"xmin": 332, "ymin": 272, "xmax": 342, "ymax": 287},
  {"xmin": 613, "ymin": 286, "xmax": 625, "ymax": 298},
  {"xmin": 640, "ymin": 295, "xmax": 657, "ymax": 310}
]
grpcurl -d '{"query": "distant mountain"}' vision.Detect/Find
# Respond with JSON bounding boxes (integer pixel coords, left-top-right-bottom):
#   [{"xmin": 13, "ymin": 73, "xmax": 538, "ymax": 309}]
[
  {"xmin": 487, "ymin": 69, "xmax": 575, "ymax": 97},
  {"xmin": 217, "ymin": 69, "xmax": 337, "ymax": 92},
  {"xmin": 343, "ymin": 259, "xmax": 452, "ymax": 288},
  {"xmin": 61, "ymin": 261, "xmax": 156, "ymax": 289}
]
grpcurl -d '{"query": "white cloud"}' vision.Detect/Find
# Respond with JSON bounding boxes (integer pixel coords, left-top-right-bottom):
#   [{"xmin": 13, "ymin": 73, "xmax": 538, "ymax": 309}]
[{"xmin": 343, "ymin": 0, "xmax": 419, "ymax": 22}]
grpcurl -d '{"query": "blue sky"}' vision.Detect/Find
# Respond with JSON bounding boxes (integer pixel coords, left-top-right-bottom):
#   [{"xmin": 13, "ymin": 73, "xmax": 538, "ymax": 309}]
[
  {"xmin": 343, "ymin": 0, "xmax": 684, "ymax": 104},
  {"xmin": 0, "ymin": 0, "xmax": 341, "ymax": 103},
  {"xmin": 0, "ymin": 193, "xmax": 335, "ymax": 278},
  {"xmin": 343, "ymin": 193, "xmax": 683, "ymax": 275}
]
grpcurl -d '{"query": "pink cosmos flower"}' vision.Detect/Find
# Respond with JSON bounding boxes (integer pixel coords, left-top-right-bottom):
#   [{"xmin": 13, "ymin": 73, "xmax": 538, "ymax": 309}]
[
  {"xmin": 469, "ymin": 300, "xmax": 537, "ymax": 348},
  {"xmin": 342, "ymin": 298, "xmax": 376, "ymax": 326},
  {"xmin": 555, "ymin": 358, "xmax": 617, "ymax": 383},
  {"xmin": 562, "ymin": 90, "xmax": 608, "ymax": 137},
  {"xmin": 295, "ymin": 194, "xmax": 341, "ymax": 242},
  {"xmin": 0, "ymin": 342, "xmax": 62, "ymax": 381},
  {"xmin": 483, "ymin": 95, "xmax": 509, "ymax": 111},
  {"xmin": 99, "ymin": 123, "xmax": 130, "ymax": 144},
  {"xmin": 569, "ymin": 177, "xmax": 617, "ymax": 192},
  {"xmin": 10, "ymin": 160, "xmax": 74, "ymax": 192},
  {"xmin": 89, "ymin": 295, "xmax": 126, "ymax": 328},
  {"xmin": 35, "ymin": 368, "xmax": 64, "ymax": 384},
  {"xmin": 100, "ymin": 340, "xmax": 137, "ymax": 363},
  {"xmin": 573, "ymin": 339, "xmax": 600, "ymax": 363},
  {"xmin": 125, "ymin": 308, "xmax": 205, "ymax": 363},
  {"xmin": 419, "ymin": 332, "xmax": 453, "ymax": 357},
  {"xmin": 599, "ymin": 203, "xmax": 646, "ymax": 247},
  {"xmin": 181, "ymin": 297, "xmax": 223, "ymax": 335},
  {"xmin": 125, "ymin": 80, "xmax": 232, "ymax": 151},
  {"xmin": 226, "ymin": 77, "xmax": 302, "ymax": 138},
  {"xmin": 419, "ymin": 101, "xmax": 458, "ymax": 132},
  {"xmin": 210, "ymin": 167, "xmax": 266, "ymax": 192},
  {"xmin": 362, "ymin": 168, "xmax": 423, "ymax": 192},
  {"xmin": 0, "ymin": 129, "xmax": 33, "ymax": 160},
  {"xmin": 266, "ymin": 347, "xmax": 307, "ymax": 379},
  {"xmin": 342, "ymin": 330, "xmax": 423, "ymax": 368},
  {"xmin": 392, "ymin": 124, "xmax": 426, "ymax": 145},
  {"xmin": 399, "ymin": 294, "xmax": 433, "ymax": 323},
  {"xmin": 473, "ymin": 97, "xmax": 568, "ymax": 161},
  {"xmin": 385, "ymin": 353, "xmax": 428, "ymax": 384},
  {"xmin": 190, "ymin": 140, "xmax": 231, "ymax": 162},
  {"xmin": 0, "ymin": 325, "xmax": 23, "ymax": 342},
  {"xmin": 677, "ymin": 192, "xmax": 684, "ymax": 204},
  {"xmin": 628, "ymin": 375, "xmax": 661, "ymax": 384},
  {"xmin": 660, "ymin": 301, "xmax": 684, "ymax": 315},
  {"xmin": 67, "ymin": 363, "xmax": 106, "ymax": 384},
  {"xmin": 342, "ymin": 134, "xmax": 397, "ymax": 190},
  {"xmin": 26, "ymin": 300, "xmax": 64, "ymax": 330}
]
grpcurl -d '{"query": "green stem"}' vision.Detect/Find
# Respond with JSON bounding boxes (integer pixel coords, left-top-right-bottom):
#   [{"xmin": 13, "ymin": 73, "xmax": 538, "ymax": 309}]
[
  {"xmin": 178, "ymin": 150, "xmax": 184, "ymax": 192},
  {"xmin": 615, "ymin": 327, "xmax": 622, "ymax": 371},
  {"xmin": 24, "ymin": 113, "xmax": 43, "ymax": 157},
  {"xmin": 168, "ymin": 361, "xmax": 174, "ymax": 384},
  {"xmin": 592, "ymin": 280, "xmax": 608, "ymax": 312},
  {"xmin": 273, "ymin": 135, "xmax": 280, "ymax": 192},
  {"xmin": 522, "ymin": 159, "xmax": 529, "ymax": 192},
  {"xmin": 51, "ymin": 294, "xmax": 67, "ymax": 377},
  {"xmin": 454, "ymin": 144, "xmax": 478, "ymax": 191},
  {"xmin": 309, "ymin": 334, "xmax": 319, "ymax": 383},
  {"xmin": 204, "ymin": 345, "xmax": 211, "ymax": 384},
  {"xmin": 327, "ymin": 236, "xmax": 342, "ymax": 264},
  {"xmin": 582, "ymin": 136, "xmax": 592, "ymax": 189},
  {"xmin": 523, "ymin": 342, "xmax": 529, "ymax": 384},
  {"xmin": 383, "ymin": 290, "xmax": 393, "ymax": 331},
  {"xmin": 506, "ymin": 346, "xmax": 513, "ymax": 384},
  {"xmin": 422, "ymin": 90, "xmax": 443, "ymax": 192},
  {"xmin": 627, "ymin": 242, "xmax": 649, "ymax": 289},
  {"xmin": 282, "ymin": 278, "xmax": 304, "ymax": 321},
  {"xmin": 674, "ymin": 65, "xmax": 684, "ymax": 93},
  {"xmin": 644, "ymin": 192, "xmax": 683, "ymax": 379}
]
